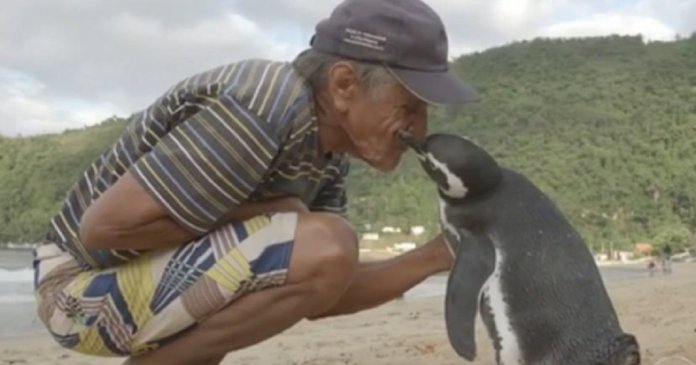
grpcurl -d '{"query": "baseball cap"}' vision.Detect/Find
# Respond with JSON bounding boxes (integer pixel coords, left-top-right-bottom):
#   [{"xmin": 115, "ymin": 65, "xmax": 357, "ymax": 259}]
[{"xmin": 310, "ymin": 0, "xmax": 479, "ymax": 105}]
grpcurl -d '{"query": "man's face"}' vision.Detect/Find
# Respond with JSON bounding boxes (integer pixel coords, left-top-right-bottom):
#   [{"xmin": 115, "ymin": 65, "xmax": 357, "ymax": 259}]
[{"xmin": 335, "ymin": 69, "xmax": 428, "ymax": 172}]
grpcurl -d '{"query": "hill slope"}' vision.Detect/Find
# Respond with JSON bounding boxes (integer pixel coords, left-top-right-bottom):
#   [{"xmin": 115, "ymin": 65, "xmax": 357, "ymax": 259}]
[
  {"xmin": 2, "ymin": 35, "xmax": 695, "ymax": 251},
  {"xmin": 349, "ymin": 35, "xmax": 696, "ymax": 251}
]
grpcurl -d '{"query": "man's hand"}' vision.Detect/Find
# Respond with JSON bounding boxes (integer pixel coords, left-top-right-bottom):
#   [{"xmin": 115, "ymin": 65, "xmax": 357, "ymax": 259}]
[{"xmin": 429, "ymin": 233, "xmax": 455, "ymax": 271}]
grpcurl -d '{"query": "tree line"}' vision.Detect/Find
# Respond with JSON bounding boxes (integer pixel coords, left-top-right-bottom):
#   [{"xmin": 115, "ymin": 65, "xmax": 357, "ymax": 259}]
[{"xmin": 2, "ymin": 34, "xmax": 695, "ymax": 253}]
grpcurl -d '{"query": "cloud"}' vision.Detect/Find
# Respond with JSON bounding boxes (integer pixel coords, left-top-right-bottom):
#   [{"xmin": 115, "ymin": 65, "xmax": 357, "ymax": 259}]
[
  {"xmin": 0, "ymin": 0, "xmax": 299, "ymax": 130},
  {"xmin": 231, "ymin": 0, "xmax": 567, "ymax": 58},
  {"xmin": 0, "ymin": 0, "xmax": 694, "ymax": 136},
  {"xmin": 635, "ymin": 0, "xmax": 696, "ymax": 36},
  {"xmin": 0, "ymin": 68, "xmax": 122, "ymax": 136},
  {"xmin": 0, "ymin": 1, "xmax": 338, "ymax": 137},
  {"xmin": 427, "ymin": 0, "xmax": 568, "ymax": 55},
  {"xmin": 541, "ymin": 13, "xmax": 677, "ymax": 41}
]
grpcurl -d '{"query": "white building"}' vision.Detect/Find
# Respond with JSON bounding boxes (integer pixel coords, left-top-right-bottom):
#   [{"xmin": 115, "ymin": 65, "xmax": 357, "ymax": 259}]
[
  {"xmin": 393, "ymin": 242, "xmax": 417, "ymax": 252},
  {"xmin": 410, "ymin": 226, "xmax": 426, "ymax": 236},
  {"xmin": 381, "ymin": 226, "xmax": 402, "ymax": 233},
  {"xmin": 362, "ymin": 233, "xmax": 380, "ymax": 241}
]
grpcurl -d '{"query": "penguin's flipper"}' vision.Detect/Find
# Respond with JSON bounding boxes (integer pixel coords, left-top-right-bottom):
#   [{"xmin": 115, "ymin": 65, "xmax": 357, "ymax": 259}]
[{"xmin": 444, "ymin": 233, "xmax": 496, "ymax": 361}]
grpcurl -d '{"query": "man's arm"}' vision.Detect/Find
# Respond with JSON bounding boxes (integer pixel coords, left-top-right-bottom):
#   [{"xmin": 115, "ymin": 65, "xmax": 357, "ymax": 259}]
[
  {"xmin": 80, "ymin": 171, "xmax": 196, "ymax": 250},
  {"xmin": 310, "ymin": 234, "xmax": 453, "ymax": 319},
  {"xmin": 80, "ymin": 94, "xmax": 292, "ymax": 251},
  {"xmin": 305, "ymin": 160, "xmax": 453, "ymax": 317},
  {"xmin": 80, "ymin": 171, "xmax": 308, "ymax": 251}
]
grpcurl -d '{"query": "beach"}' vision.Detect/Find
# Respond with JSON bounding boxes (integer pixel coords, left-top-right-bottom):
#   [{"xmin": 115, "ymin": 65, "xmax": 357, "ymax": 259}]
[{"xmin": 0, "ymin": 251, "xmax": 694, "ymax": 365}]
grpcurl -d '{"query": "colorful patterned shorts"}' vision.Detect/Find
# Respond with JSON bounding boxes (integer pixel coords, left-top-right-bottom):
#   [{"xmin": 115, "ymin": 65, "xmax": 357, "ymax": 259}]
[{"xmin": 33, "ymin": 212, "xmax": 297, "ymax": 357}]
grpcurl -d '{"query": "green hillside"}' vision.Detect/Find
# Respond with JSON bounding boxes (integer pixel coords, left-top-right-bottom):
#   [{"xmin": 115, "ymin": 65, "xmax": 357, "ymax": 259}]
[
  {"xmin": 0, "ymin": 119, "xmax": 127, "ymax": 241},
  {"xmin": 2, "ymin": 35, "xmax": 696, "ymax": 252}
]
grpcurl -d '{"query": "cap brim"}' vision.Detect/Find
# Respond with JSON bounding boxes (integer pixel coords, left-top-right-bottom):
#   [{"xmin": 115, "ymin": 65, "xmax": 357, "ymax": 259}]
[{"xmin": 387, "ymin": 67, "xmax": 480, "ymax": 106}]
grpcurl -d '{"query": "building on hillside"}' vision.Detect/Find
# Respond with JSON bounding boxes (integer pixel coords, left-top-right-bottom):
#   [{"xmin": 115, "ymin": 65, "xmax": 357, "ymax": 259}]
[
  {"xmin": 615, "ymin": 251, "xmax": 634, "ymax": 262},
  {"xmin": 634, "ymin": 243, "xmax": 653, "ymax": 256},
  {"xmin": 362, "ymin": 233, "xmax": 379, "ymax": 241},
  {"xmin": 410, "ymin": 226, "xmax": 425, "ymax": 236},
  {"xmin": 392, "ymin": 242, "xmax": 417, "ymax": 252},
  {"xmin": 381, "ymin": 226, "xmax": 402, "ymax": 234}
]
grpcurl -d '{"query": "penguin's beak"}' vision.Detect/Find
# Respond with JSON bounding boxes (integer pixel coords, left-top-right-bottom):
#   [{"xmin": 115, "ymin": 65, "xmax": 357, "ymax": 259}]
[{"xmin": 397, "ymin": 130, "xmax": 425, "ymax": 155}]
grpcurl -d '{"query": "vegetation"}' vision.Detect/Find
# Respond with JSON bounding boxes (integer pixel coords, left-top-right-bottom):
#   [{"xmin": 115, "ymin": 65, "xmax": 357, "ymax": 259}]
[
  {"xmin": 0, "ymin": 119, "xmax": 126, "ymax": 242},
  {"xmin": 2, "ymin": 35, "xmax": 696, "ymax": 253}
]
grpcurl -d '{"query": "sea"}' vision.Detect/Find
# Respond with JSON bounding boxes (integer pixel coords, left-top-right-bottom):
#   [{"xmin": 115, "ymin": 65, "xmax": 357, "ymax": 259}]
[{"xmin": 0, "ymin": 248, "xmax": 650, "ymax": 340}]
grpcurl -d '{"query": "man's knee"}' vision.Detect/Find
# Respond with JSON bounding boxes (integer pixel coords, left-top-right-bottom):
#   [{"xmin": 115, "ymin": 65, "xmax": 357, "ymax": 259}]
[
  {"xmin": 301, "ymin": 212, "xmax": 358, "ymax": 263},
  {"xmin": 287, "ymin": 212, "xmax": 358, "ymax": 291}
]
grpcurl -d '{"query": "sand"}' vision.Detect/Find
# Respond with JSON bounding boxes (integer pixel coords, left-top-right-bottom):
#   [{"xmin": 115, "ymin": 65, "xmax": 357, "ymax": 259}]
[{"xmin": 1, "ymin": 263, "xmax": 694, "ymax": 365}]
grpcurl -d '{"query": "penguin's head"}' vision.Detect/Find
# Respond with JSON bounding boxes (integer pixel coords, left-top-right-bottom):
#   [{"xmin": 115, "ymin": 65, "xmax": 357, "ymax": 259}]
[{"xmin": 398, "ymin": 130, "xmax": 503, "ymax": 199}]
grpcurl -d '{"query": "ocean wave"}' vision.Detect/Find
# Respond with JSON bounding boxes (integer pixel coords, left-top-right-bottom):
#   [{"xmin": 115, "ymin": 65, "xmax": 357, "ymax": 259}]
[
  {"xmin": 0, "ymin": 268, "xmax": 34, "ymax": 283},
  {"xmin": 0, "ymin": 294, "xmax": 36, "ymax": 304}
]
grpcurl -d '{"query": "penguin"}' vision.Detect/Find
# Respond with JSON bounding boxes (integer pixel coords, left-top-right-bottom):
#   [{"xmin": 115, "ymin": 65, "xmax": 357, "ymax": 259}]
[{"xmin": 398, "ymin": 130, "xmax": 641, "ymax": 365}]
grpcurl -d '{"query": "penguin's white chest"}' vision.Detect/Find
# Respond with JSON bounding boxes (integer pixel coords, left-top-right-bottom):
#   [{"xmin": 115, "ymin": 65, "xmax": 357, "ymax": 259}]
[
  {"xmin": 438, "ymin": 198, "xmax": 460, "ymax": 251},
  {"xmin": 482, "ymin": 241, "xmax": 523, "ymax": 365}
]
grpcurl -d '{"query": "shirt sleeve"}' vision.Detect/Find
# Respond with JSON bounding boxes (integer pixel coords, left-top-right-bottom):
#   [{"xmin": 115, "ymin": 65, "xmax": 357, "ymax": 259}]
[
  {"xmin": 309, "ymin": 159, "xmax": 349, "ymax": 217},
  {"xmin": 130, "ymin": 93, "xmax": 284, "ymax": 234}
]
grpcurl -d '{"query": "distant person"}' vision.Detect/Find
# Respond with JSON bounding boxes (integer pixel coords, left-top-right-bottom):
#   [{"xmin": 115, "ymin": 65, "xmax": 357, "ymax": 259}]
[
  {"xmin": 647, "ymin": 258, "xmax": 656, "ymax": 277},
  {"xmin": 662, "ymin": 243, "xmax": 673, "ymax": 274},
  {"xmin": 31, "ymin": 1, "xmax": 479, "ymax": 364}
]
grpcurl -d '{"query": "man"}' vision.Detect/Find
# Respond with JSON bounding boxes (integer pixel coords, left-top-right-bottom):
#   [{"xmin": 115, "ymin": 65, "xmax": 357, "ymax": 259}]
[{"xmin": 33, "ymin": 0, "xmax": 479, "ymax": 364}]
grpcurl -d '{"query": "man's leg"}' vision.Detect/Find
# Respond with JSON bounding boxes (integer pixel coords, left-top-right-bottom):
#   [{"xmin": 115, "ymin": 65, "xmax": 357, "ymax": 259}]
[{"xmin": 124, "ymin": 212, "xmax": 359, "ymax": 365}]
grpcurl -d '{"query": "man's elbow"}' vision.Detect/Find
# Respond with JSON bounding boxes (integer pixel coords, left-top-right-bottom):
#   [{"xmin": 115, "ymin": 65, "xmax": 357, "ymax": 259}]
[{"xmin": 79, "ymin": 206, "xmax": 121, "ymax": 250}]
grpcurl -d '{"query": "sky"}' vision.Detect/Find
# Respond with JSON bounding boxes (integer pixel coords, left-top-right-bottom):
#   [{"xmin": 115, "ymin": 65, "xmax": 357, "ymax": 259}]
[{"xmin": 1, "ymin": 0, "xmax": 694, "ymax": 137}]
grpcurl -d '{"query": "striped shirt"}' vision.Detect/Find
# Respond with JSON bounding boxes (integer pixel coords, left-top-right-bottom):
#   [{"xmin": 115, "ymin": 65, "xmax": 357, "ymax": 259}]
[{"xmin": 45, "ymin": 59, "xmax": 349, "ymax": 269}]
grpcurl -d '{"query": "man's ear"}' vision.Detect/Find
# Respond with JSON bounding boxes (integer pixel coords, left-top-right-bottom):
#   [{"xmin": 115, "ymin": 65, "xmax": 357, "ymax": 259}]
[{"xmin": 328, "ymin": 61, "xmax": 359, "ymax": 113}]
